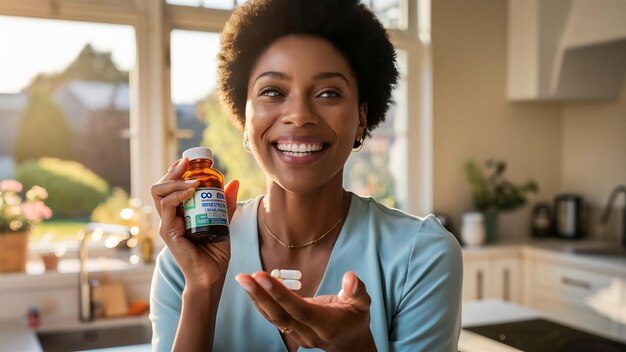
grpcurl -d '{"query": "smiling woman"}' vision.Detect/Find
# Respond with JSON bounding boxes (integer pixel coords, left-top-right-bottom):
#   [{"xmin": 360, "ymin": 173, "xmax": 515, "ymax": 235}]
[{"xmin": 149, "ymin": 1, "xmax": 461, "ymax": 351}]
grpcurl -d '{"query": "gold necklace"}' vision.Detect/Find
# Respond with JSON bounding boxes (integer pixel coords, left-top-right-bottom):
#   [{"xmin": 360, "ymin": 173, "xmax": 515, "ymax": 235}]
[{"xmin": 262, "ymin": 216, "xmax": 344, "ymax": 249}]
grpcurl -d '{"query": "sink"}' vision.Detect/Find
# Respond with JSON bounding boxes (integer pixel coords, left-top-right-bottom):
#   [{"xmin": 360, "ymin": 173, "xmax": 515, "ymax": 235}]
[{"xmin": 37, "ymin": 324, "xmax": 151, "ymax": 351}]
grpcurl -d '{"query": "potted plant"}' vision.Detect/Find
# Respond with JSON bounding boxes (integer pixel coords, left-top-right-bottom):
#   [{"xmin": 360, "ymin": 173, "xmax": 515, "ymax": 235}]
[
  {"xmin": 0, "ymin": 180, "xmax": 52, "ymax": 273},
  {"xmin": 464, "ymin": 159, "xmax": 538, "ymax": 243}
]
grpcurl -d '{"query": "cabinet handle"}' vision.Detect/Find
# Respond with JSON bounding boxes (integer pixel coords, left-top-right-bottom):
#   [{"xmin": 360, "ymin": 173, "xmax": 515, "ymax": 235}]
[
  {"xmin": 503, "ymin": 269, "xmax": 510, "ymax": 301},
  {"xmin": 477, "ymin": 270, "xmax": 483, "ymax": 300},
  {"xmin": 561, "ymin": 276, "xmax": 591, "ymax": 290}
]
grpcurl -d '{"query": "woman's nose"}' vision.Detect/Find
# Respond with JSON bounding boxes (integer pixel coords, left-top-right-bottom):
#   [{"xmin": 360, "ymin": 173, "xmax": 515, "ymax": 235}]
[{"xmin": 280, "ymin": 95, "xmax": 318, "ymax": 127}]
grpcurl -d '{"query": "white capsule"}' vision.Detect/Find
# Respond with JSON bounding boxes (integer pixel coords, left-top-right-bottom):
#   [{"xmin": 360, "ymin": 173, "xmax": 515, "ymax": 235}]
[
  {"xmin": 281, "ymin": 279, "xmax": 302, "ymax": 290},
  {"xmin": 278, "ymin": 269, "xmax": 302, "ymax": 280}
]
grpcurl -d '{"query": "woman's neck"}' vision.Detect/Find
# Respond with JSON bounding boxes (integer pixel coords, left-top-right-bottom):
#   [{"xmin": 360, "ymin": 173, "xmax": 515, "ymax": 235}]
[{"xmin": 260, "ymin": 176, "xmax": 350, "ymax": 246}]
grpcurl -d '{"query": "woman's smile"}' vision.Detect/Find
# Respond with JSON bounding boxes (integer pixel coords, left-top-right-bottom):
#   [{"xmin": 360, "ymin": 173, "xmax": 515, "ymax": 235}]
[{"xmin": 271, "ymin": 137, "xmax": 330, "ymax": 166}]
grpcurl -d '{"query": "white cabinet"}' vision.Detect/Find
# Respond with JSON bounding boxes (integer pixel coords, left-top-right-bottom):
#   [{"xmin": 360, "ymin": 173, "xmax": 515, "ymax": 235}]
[
  {"xmin": 461, "ymin": 243, "xmax": 626, "ymax": 340},
  {"xmin": 462, "ymin": 249, "xmax": 522, "ymax": 304},
  {"xmin": 525, "ymin": 251, "xmax": 626, "ymax": 340},
  {"xmin": 507, "ymin": 0, "xmax": 626, "ymax": 100}
]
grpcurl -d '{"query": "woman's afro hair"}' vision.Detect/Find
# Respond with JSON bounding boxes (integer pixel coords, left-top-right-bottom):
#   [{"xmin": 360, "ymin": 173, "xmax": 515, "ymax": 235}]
[{"xmin": 217, "ymin": 0, "xmax": 399, "ymax": 137}]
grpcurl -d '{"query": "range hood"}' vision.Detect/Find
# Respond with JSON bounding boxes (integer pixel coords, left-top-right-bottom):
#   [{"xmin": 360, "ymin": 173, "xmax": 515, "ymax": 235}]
[{"xmin": 507, "ymin": 0, "xmax": 626, "ymax": 101}]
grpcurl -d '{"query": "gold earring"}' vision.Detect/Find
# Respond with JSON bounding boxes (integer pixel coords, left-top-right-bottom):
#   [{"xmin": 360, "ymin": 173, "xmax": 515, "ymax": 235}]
[
  {"xmin": 352, "ymin": 137, "xmax": 364, "ymax": 152},
  {"xmin": 243, "ymin": 135, "xmax": 252, "ymax": 153}
]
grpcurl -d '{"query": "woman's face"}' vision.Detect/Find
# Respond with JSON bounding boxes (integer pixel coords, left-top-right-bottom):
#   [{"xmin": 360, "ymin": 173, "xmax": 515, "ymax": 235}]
[{"xmin": 245, "ymin": 35, "xmax": 366, "ymax": 194}]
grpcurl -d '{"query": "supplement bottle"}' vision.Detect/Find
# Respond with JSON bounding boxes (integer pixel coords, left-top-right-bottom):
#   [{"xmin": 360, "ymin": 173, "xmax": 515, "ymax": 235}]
[{"xmin": 181, "ymin": 147, "xmax": 229, "ymax": 243}]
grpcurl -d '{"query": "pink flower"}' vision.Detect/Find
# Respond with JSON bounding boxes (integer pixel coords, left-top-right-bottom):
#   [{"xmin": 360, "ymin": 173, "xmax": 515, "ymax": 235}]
[
  {"xmin": 1, "ymin": 181, "xmax": 52, "ymax": 232},
  {"xmin": 0, "ymin": 180, "xmax": 23, "ymax": 193},
  {"xmin": 21, "ymin": 202, "xmax": 53, "ymax": 223}
]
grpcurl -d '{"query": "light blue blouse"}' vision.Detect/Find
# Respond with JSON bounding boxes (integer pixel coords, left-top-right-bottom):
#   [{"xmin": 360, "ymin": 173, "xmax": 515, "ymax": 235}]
[{"xmin": 150, "ymin": 194, "xmax": 462, "ymax": 351}]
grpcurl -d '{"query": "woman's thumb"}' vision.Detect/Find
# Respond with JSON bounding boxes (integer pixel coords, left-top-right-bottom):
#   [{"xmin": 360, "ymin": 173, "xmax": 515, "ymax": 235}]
[
  {"xmin": 338, "ymin": 272, "xmax": 370, "ymax": 308},
  {"xmin": 225, "ymin": 179, "xmax": 240, "ymax": 222}
]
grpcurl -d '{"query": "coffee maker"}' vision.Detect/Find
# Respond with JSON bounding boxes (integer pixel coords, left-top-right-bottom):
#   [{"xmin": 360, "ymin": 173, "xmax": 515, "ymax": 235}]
[{"xmin": 554, "ymin": 194, "xmax": 585, "ymax": 239}]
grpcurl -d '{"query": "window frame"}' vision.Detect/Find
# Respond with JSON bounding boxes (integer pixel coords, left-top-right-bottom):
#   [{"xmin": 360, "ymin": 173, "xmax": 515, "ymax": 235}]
[{"xmin": 0, "ymin": 0, "xmax": 432, "ymax": 222}]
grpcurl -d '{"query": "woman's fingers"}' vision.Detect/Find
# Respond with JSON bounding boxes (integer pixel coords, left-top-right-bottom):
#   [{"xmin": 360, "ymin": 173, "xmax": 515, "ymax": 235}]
[
  {"xmin": 151, "ymin": 158, "xmax": 190, "ymax": 217},
  {"xmin": 159, "ymin": 188, "xmax": 195, "ymax": 228},
  {"xmin": 224, "ymin": 180, "xmax": 240, "ymax": 222},
  {"xmin": 151, "ymin": 180, "xmax": 197, "ymax": 220},
  {"xmin": 159, "ymin": 157, "xmax": 189, "ymax": 183},
  {"xmin": 252, "ymin": 272, "xmax": 321, "ymax": 324},
  {"xmin": 236, "ymin": 270, "xmax": 374, "ymax": 350},
  {"xmin": 235, "ymin": 273, "xmax": 319, "ymax": 341}
]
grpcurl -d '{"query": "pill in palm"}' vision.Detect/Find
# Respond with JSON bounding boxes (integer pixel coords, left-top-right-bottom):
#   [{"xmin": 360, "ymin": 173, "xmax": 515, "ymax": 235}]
[
  {"xmin": 281, "ymin": 279, "xmax": 302, "ymax": 290},
  {"xmin": 270, "ymin": 269, "xmax": 302, "ymax": 280}
]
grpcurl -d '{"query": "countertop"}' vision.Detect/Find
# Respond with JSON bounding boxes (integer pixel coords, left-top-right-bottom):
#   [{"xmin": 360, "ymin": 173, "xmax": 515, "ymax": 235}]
[
  {"xmin": 0, "ymin": 300, "xmax": 551, "ymax": 352},
  {"xmin": 0, "ymin": 315, "xmax": 151, "ymax": 352},
  {"xmin": 460, "ymin": 300, "xmax": 541, "ymax": 352},
  {"xmin": 462, "ymin": 237, "xmax": 626, "ymax": 274},
  {"xmin": 460, "ymin": 299, "xmax": 626, "ymax": 351},
  {"xmin": 3, "ymin": 238, "xmax": 626, "ymax": 351}
]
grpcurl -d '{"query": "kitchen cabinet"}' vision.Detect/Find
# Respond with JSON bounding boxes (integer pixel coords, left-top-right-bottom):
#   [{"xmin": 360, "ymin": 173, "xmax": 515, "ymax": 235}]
[
  {"xmin": 463, "ymin": 242, "xmax": 626, "ymax": 340},
  {"xmin": 524, "ymin": 247, "xmax": 626, "ymax": 340},
  {"xmin": 507, "ymin": 0, "xmax": 626, "ymax": 101},
  {"xmin": 462, "ymin": 248, "xmax": 522, "ymax": 304}
]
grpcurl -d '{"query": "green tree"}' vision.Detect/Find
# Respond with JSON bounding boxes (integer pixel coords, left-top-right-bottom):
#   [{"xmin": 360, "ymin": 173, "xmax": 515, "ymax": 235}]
[
  {"xmin": 28, "ymin": 44, "xmax": 128, "ymax": 93},
  {"xmin": 14, "ymin": 90, "xmax": 73, "ymax": 163},
  {"xmin": 199, "ymin": 92, "xmax": 265, "ymax": 201}
]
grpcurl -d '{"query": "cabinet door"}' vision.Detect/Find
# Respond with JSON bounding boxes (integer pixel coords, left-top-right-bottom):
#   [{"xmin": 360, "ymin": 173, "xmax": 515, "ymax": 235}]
[
  {"xmin": 491, "ymin": 258, "xmax": 521, "ymax": 303},
  {"xmin": 527, "ymin": 257, "xmax": 624, "ymax": 340},
  {"xmin": 462, "ymin": 259, "xmax": 491, "ymax": 302}
]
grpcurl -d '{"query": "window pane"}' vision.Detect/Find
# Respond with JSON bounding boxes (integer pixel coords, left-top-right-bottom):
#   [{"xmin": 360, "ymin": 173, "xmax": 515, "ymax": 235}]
[
  {"xmin": 165, "ymin": 0, "xmax": 405, "ymax": 29},
  {"xmin": 344, "ymin": 50, "xmax": 407, "ymax": 209},
  {"xmin": 170, "ymin": 30, "xmax": 265, "ymax": 201},
  {"xmin": 166, "ymin": 0, "xmax": 246, "ymax": 10},
  {"xmin": 0, "ymin": 16, "xmax": 135, "ymax": 244},
  {"xmin": 368, "ymin": 0, "xmax": 405, "ymax": 30}
]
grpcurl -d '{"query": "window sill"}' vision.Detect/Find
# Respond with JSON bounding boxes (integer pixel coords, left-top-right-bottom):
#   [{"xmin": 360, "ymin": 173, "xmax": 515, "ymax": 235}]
[{"xmin": 0, "ymin": 257, "xmax": 155, "ymax": 289}]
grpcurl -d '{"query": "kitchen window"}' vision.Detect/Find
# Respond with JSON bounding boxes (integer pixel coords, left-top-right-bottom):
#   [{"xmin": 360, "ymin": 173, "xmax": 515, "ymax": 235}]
[
  {"xmin": 165, "ymin": 0, "xmax": 407, "ymax": 29},
  {"xmin": 0, "ymin": 0, "xmax": 430, "ymax": 256},
  {"xmin": 0, "ymin": 14, "xmax": 135, "ymax": 251}
]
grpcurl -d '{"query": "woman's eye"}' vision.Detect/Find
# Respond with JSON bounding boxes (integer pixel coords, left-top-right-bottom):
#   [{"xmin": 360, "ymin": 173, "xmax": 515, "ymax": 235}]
[
  {"xmin": 318, "ymin": 89, "xmax": 341, "ymax": 98},
  {"xmin": 259, "ymin": 88, "xmax": 282, "ymax": 97}
]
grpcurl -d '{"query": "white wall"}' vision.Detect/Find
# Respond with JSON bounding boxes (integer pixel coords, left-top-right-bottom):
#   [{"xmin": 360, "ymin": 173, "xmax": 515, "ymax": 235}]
[
  {"xmin": 561, "ymin": 82, "xmax": 626, "ymax": 239},
  {"xmin": 432, "ymin": 0, "xmax": 563, "ymax": 239}
]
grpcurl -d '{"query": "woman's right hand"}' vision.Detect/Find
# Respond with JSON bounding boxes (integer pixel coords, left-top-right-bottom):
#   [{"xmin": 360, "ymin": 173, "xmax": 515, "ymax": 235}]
[{"xmin": 150, "ymin": 157, "xmax": 239, "ymax": 290}]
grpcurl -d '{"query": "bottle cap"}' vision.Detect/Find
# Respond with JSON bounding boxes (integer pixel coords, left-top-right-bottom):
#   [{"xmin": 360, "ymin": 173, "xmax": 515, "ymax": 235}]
[{"xmin": 182, "ymin": 147, "xmax": 213, "ymax": 162}]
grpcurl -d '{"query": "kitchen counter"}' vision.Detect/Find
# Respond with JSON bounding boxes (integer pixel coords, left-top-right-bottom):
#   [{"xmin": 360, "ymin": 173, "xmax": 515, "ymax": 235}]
[
  {"xmin": 463, "ymin": 237, "xmax": 626, "ymax": 274},
  {"xmin": 0, "ymin": 321, "xmax": 42, "ymax": 352},
  {"xmin": 460, "ymin": 300, "xmax": 540, "ymax": 352},
  {"xmin": 4, "ymin": 239, "xmax": 626, "ymax": 351},
  {"xmin": 5, "ymin": 300, "xmax": 610, "ymax": 352},
  {"xmin": 460, "ymin": 299, "xmax": 626, "ymax": 352},
  {"xmin": 0, "ymin": 315, "xmax": 151, "ymax": 352}
]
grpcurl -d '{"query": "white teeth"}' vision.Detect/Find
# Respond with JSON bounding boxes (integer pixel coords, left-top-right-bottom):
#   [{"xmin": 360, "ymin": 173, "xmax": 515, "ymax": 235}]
[{"xmin": 276, "ymin": 143, "xmax": 323, "ymax": 153}]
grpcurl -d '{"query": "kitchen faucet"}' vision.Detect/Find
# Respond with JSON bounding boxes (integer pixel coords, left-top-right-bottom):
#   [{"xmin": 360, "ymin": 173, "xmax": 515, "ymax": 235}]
[
  {"xmin": 79, "ymin": 223, "xmax": 131, "ymax": 322},
  {"xmin": 599, "ymin": 185, "xmax": 626, "ymax": 248}
]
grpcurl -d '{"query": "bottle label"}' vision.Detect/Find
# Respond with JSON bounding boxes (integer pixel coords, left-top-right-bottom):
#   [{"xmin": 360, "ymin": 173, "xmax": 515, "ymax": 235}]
[{"xmin": 183, "ymin": 187, "xmax": 229, "ymax": 229}]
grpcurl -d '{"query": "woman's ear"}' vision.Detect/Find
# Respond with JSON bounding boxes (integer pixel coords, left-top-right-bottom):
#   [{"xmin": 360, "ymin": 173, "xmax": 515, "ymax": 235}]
[{"xmin": 357, "ymin": 103, "xmax": 368, "ymax": 138}]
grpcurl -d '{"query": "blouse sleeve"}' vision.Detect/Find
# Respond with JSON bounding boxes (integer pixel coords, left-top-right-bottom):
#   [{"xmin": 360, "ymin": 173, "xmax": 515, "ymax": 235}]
[
  {"xmin": 388, "ymin": 216, "xmax": 463, "ymax": 351},
  {"xmin": 149, "ymin": 248, "xmax": 185, "ymax": 352}
]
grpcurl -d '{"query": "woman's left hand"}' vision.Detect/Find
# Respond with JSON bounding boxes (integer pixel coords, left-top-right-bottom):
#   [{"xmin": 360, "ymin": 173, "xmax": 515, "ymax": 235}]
[{"xmin": 235, "ymin": 271, "xmax": 377, "ymax": 351}]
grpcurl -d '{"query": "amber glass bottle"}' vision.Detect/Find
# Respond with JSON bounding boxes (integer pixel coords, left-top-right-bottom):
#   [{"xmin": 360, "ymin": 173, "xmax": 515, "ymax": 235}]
[{"xmin": 181, "ymin": 147, "xmax": 229, "ymax": 243}]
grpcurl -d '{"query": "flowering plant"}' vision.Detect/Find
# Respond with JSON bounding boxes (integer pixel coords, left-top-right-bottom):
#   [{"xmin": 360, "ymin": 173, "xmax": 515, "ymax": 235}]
[{"xmin": 0, "ymin": 180, "xmax": 52, "ymax": 233}]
